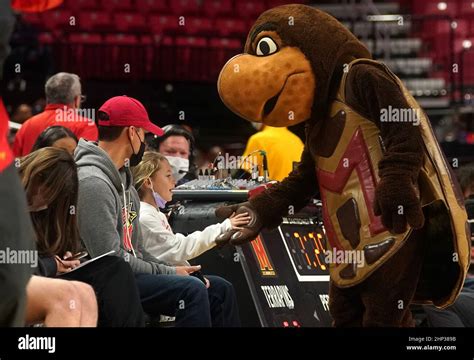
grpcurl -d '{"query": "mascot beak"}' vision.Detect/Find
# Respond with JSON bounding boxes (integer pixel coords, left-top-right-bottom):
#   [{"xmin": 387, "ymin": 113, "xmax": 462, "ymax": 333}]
[{"xmin": 217, "ymin": 46, "xmax": 315, "ymax": 127}]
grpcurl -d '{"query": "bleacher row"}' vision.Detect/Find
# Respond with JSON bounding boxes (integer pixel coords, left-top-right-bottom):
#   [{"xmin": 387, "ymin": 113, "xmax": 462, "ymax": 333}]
[
  {"xmin": 24, "ymin": 11, "xmax": 264, "ymax": 37},
  {"xmin": 54, "ymin": 0, "xmax": 298, "ymax": 17},
  {"xmin": 15, "ymin": 0, "xmax": 471, "ymax": 103},
  {"xmin": 19, "ymin": 0, "xmax": 308, "ymax": 82}
]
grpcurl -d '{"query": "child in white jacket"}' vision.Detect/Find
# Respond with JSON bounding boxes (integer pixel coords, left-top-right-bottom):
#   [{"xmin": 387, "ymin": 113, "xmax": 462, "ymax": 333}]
[
  {"xmin": 133, "ymin": 152, "xmax": 250, "ymax": 266},
  {"xmin": 133, "ymin": 152, "xmax": 249, "ymax": 326}
]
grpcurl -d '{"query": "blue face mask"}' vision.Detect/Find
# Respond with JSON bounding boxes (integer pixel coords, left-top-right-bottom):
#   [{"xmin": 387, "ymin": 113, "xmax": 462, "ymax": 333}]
[{"xmin": 150, "ymin": 183, "xmax": 167, "ymax": 209}]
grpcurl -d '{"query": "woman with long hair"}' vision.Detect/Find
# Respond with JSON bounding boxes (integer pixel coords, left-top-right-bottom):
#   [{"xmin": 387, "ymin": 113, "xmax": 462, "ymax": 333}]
[
  {"xmin": 31, "ymin": 125, "xmax": 78, "ymax": 155},
  {"xmin": 19, "ymin": 147, "xmax": 145, "ymax": 327}
]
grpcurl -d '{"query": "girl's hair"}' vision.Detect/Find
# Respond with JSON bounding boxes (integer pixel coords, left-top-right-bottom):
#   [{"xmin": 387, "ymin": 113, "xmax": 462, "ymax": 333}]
[
  {"xmin": 19, "ymin": 147, "xmax": 81, "ymax": 257},
  {"xmin": 32, "ymin": 125, "xmax": 78, "ymax": 152},
  {"xmin": 132, "ymin": 151, "xmax": 168, "ymax": 198}
]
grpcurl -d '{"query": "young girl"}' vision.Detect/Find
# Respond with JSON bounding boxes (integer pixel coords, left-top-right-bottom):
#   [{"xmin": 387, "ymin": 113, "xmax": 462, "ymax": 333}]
[
  {"xmin": 133, "ymin": 151, "xmax": 250, "ymax": 326},
  {"xmin": 19, "ymin": 147, "xmax": 145, "ymax": 327}
]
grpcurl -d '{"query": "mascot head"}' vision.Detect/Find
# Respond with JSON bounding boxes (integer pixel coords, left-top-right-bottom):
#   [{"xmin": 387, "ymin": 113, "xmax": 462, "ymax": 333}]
[{"xmin": 218, "ymin": 4, "xmax": 370, "ymax": 126}]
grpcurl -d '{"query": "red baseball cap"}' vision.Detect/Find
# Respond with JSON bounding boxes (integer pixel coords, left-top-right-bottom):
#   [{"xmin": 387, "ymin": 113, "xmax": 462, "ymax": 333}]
[{"xmin": 98, "ymin": 95, "xmax": 164, "ymax": 136}]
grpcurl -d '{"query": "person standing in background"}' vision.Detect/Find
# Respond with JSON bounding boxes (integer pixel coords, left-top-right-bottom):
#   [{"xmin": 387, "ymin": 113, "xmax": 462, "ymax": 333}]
[
  {"xmin": 147, "ymin": 124, "xmax": 195, "ymax": 185},
  {"xmin": 12, "ymin": 72, "xmax": 97, "ymax": 157},
  {"xmin": 242, "ymin": 123, "xmax": 304, "ymax": 182}
]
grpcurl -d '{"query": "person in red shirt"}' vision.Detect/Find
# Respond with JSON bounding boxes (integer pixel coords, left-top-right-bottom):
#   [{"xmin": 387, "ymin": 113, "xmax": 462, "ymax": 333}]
[{"xmin": 12, "ymin": 72, "xmax": 98, "ymax": 157}]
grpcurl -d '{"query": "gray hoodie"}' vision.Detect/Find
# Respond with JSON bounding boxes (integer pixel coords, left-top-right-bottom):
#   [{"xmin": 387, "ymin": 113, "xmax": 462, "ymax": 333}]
[{"xmin": 74, "ymin": 139, "xmax": 175, "ymax": 275}]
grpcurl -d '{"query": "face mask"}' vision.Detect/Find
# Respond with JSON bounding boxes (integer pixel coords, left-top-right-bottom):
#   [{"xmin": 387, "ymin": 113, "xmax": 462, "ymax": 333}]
[
  {"xmin": 150, "ymin": 182, "xmax": 167, "ymax": 209},
  {"xmin": 129, "ymin": 130, "xmax": 145, "ymax": 167},
  {"xmin": 165, "ymin": 156, "xmax": 189, "ymax": 182}
]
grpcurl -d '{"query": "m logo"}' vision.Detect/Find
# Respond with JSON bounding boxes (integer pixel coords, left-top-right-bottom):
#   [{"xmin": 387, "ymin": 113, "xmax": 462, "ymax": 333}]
[
  {"xmin": 317, "ymin": 127, "xmax": 385, "ymax": 250},
  {"xmin": 251, "ymin": 235, "xmax": 276, "ymax": 277}
]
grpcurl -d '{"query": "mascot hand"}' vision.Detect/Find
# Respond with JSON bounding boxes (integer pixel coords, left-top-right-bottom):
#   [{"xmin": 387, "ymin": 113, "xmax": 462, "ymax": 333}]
[
  {"xmin": 215, "ymin": 202, "xmax": 262, "ymax": 246},
  {"xmin": 374, "ymin": 176, "xmax": 424, "ymax": 234}
]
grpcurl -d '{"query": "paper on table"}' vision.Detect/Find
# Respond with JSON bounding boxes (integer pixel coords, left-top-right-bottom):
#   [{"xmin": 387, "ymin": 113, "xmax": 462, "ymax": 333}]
[{"xmin": 58, "ymin": 250, "xmax": 116, "ymax": 276}]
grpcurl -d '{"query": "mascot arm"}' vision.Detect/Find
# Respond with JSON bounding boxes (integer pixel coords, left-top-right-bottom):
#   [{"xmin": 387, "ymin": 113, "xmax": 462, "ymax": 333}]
[
  {"xmin": 215, "ymin": 146, "xmax": 318, "ymax": 245},
  {"xmin": 345, "ymin": 64, "xmax": 425, "ymax": 233}
]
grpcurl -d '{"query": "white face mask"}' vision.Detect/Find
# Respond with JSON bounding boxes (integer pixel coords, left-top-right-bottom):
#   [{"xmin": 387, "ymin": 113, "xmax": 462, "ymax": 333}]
[{"xmin": 165, "ymin": 156, "xmax": 189, "ymax": 182}]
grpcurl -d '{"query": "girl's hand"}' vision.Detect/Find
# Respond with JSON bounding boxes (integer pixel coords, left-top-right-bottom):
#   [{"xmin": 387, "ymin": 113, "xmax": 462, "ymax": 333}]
[{"xmin": 229, "ymin": 212, "xmax": 251, "ymax": 230}]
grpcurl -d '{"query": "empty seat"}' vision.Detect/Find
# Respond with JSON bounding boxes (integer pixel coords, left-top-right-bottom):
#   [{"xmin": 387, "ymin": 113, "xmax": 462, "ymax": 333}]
[
  {"xmin": 69, "ymin": 33, "xmax": 102, "ymax": 44},
  {"xmin": 202, "ymin": 0, "xmax": 233, "ymax": 17},
  {"xmin": 41, "ymin": 9, "xmax": 72, "ymax": 32},
  {"xmin": 215, "ymin": 18, "xmax": 248, "ymax": 37},
  {"xmin": 266, "ymin": 0, "xmax": 308, "ymax": 8},
  {"xmin": 186, "ymin": 17, "xmax": 214, "ymax": 36},
  {"xmin": 101, "ymin": 0, "xmax": 134, "ymax": 12},
  {"xmin": 104, "ymin": 34, "xmax": 139, "ymax": 45},
  {"xmin": 136, "ymin": 0, "xmax": 168, "ymax": 14},
  {"xmin": 209, "ymin": 37, "xmax": 242, "ymax": 50},
  {"xmin": 170, "ymin": 0, "xmax": 201, "ymax": 15},
  {"xmin": 149, "ymin": 15, "xmax": 181, "ymax": 35},
  {"xmin": 175, "ymin": 36, "xmax": 207, "ymax": 48},
  {"xmin": 236, "ymin": 1, "xmax": 266, "ymax": 19},
  {"xmin": 77, "ymin": 12, "xmax": 113, "ymax": 32},
  {"xmin": 114, "ymin": 13, "xmax": 148, "ymax": 33},
  {"xmin": 64, "ymin": 0, "xmax": 98, "ymax": 11}
]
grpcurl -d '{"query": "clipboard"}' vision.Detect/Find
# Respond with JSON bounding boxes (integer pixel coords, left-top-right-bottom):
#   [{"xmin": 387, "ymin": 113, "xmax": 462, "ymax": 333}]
[{"xmin": 58, "ymin": 250, "xmax": 116, "ymax": 276}]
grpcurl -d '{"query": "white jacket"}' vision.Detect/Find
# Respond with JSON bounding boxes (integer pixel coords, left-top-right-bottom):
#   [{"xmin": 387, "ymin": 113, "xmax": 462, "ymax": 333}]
[{"xmin": 139, "ymin": 201, "xmax": 232, "ymax": 266}]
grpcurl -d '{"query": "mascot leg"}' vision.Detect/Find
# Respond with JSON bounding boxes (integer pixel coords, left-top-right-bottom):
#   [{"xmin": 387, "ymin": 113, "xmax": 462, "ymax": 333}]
[{"xmin": 330, "ymin": 231, "xmax": 425, "ymax": 327}]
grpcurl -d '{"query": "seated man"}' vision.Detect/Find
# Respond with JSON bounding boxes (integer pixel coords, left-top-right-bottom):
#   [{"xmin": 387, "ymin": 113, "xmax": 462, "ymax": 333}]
[{"xmin": 75, "ymin": 96, "xmax": 217, "ymax": 327}]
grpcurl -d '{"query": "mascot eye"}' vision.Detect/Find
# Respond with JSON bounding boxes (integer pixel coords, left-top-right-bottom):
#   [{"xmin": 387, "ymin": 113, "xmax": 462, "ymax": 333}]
[{"xmin": 256, "ymin": 37, "xmax": 278, "ymax": 56}]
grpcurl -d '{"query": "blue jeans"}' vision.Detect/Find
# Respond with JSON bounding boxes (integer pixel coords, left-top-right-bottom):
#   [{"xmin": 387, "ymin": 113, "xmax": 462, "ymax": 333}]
[
  {"xmin": 135, "ymin": 273, "xmax": 211, "ymax": 327},
  {"xmin": 135, "ymin": 274, "xmax": 240, "ymax": 327},
  {"xmin": 205, "ymin": 275, "xmax": 240, "ymax": 327}
]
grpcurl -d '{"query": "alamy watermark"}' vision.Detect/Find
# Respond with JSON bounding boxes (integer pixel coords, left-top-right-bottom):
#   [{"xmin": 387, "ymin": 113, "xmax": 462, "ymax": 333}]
[
  {"xmin": 18, "ymin": 335, "xmax": 55, "ymax": 353},
  {"xmin": 324, "ymin": 248, "xmax": 365, "ymax": 268},
  {"xmin": 55, "ymin": 106, "xmax": 96, "ymax": 126},
  {"xmin": 0, "ymin": 247, "xmax": 38, "ymax": 268},
  {"xmin": 380, "ymin": 105, "xmax": 421, "ymax": 126},
  {"xmin": 216, "ymin": 153, "xmax": 259, "ymax": 170}
]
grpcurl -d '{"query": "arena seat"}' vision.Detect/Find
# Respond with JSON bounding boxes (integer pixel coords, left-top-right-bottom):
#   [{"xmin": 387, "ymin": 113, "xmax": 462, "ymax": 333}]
[
  {"xmin": 101, "ymin": 0, "xmax": 134, "ymax": 12},
  {"xmin": 149, "ymin": 14, "xmax": 181, "ymax": 35},
  {"xmin": 114, "ymin": 13, "xmax": 148, "ymax": 33},
  {"xmin": 77, "ymin": 11, "xmax": 113, "ymax": 32},
  {"xmin": 186, "ymin": 17, "xmax": 214, "ymax": 36},
  {"xmin": 64, "ymin": 0, "xmax": 98, "ymax": 11},
  {"xmin": 135, "ymin": 0, "xmax": 168, "ymax": 14},
  {"xmin": 235, "ymin": 1, "xmax": 266, "ymax": 19},
  {"xmin": 170, "ymin": 0, "xmax": 201, "ymax": 15},
  {"xmin": 215, "ymin": 18, "xmax": 248, "ymax": 37},
  {"xmin": 202, "ymin": 0, "xmax": 233, "ymax": 17},
  {"xmin": 41, "ymin": 9, "xmax": 72, "ymax": 33}
]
